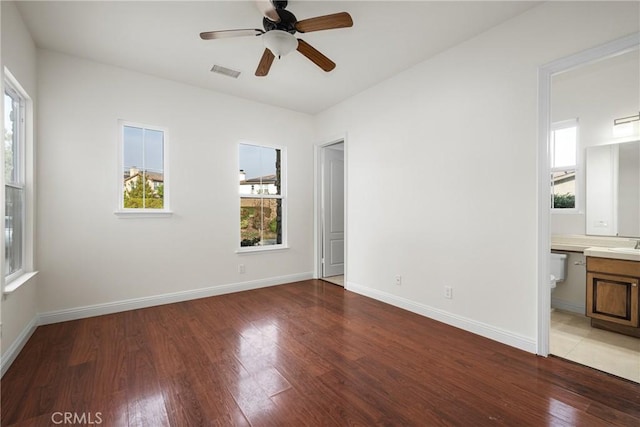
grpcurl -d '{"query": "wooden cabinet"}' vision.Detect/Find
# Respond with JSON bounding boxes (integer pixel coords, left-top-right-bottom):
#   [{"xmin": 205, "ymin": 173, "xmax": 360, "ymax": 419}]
[
  {"xmin": 586, "ymin": 257, "xmax": 640, "ymax": 335},
  {"xmin": 586, "ymin": 272, "xmax": 638, "ymax": 327}
]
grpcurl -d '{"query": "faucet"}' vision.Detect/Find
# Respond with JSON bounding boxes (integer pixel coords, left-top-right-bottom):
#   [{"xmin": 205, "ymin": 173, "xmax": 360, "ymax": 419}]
[{"xmin": 635, "ymin": 240, "xmax": 640, "ymax": 249}]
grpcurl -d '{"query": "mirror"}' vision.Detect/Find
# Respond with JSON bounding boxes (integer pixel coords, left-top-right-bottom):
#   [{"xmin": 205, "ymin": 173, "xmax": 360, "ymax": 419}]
[{"xmin": 586, "ymin": 140, "xmax": 640, "ymax": 237}]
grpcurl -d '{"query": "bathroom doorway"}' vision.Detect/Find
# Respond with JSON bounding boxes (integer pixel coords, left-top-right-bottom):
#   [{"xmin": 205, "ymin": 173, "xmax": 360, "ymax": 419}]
[
  {"xmin": 538, "ymin": 33, "xmax": 640, "ymax": 382},
  {"xmin": 316, "ymin": 140, "xmax": 346, "ymax": 287}
]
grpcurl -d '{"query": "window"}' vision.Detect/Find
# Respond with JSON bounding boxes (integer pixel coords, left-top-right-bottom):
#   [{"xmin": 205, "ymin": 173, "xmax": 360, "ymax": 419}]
[
  {"xmin": 550, "ymin": 120, "xmax": 578, "ymax": 210},
  {"xmin": 239, "ymin": 143, "xmax": 286, "ymax": 249},
  {"xmin": 4, "ymin": 79, "xmax": 25, "ymax": 279},
  {"xmin": 119, "ymin": 122, "xmax": 168, "ymax": 213}
]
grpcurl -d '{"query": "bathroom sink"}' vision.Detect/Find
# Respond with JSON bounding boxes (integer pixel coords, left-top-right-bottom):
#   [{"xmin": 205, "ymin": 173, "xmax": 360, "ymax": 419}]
[{"xmin": 609, "ymin": 247, "xmax": 640, "ymax": 254}]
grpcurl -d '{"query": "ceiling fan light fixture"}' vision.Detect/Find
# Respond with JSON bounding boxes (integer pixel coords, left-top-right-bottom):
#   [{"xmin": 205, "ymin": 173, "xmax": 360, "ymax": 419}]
[{"xmin": 262, "ymin": 30, "xmax": 298, "ymax": 58}]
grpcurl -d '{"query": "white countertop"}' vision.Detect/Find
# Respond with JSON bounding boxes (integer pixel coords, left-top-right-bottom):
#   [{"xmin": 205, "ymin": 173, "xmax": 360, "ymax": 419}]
[
  {"xmin": 552, "ymin": 234, "xmax": 639, "ymax": 261},
  {"xmin": 583, "ymin": 247, "xmax": 640, "ymax": 262}
]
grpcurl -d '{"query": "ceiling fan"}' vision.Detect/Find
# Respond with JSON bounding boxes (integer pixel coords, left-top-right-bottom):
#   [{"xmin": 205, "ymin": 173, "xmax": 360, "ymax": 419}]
[{"xmin": 200, "ymin": 0, "xmax": 353, "ymax": 77}]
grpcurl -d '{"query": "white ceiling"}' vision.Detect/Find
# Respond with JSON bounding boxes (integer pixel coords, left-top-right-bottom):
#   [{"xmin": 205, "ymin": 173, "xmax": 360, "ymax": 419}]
[{"xmin": 15, "ymin": 1, "xmax": 541, "ymax": 114}]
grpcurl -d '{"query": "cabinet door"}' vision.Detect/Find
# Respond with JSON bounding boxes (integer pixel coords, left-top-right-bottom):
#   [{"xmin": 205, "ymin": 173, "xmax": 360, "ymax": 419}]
[{"xmin": 586, "ymin": 272, "xmax": 639, "ymax": 327}]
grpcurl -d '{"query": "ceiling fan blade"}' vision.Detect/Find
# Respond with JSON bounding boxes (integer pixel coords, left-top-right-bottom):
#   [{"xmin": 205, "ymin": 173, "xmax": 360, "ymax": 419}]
[
  {"xmin": 295, "ymin": 12, "xmax": 353, "ymax": 33},
  {"xmin": 255, "ymin": 48, "xmax": 276, "ymax": 76},
  {"xmin": 255, "ymin": 0, "xmax": 280, "ymax": 22},
  {"xmin": 200, "ymin": 28, "xmax": 264, "ymax": 40},
  {"xmin": 296, "ymin": 39, "xmax": 336, "ymax": 72}
]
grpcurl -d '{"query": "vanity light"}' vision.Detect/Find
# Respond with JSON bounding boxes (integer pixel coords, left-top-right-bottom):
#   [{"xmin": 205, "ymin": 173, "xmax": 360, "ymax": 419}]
[{"xmin": 613, "ymin": 112, "xmax": 640, "ymax": 138}]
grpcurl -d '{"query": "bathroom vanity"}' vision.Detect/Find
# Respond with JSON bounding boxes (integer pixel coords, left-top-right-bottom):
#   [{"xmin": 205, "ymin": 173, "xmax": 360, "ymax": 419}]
[
  {"xmin": 550, "ymin": 235, "xmax": 640, "ymax": 337},
  {"xmin": 584, "ymin": 248, "xmax": 640, "ymax": 337}
]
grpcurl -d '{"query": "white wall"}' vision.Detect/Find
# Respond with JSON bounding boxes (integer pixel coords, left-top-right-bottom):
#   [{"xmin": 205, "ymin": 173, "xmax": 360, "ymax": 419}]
[
  {"xmin": 36, "ymin": 49, "xmax": 315, "ymax": 316},
  {"xmin": 1, "ymin": 1, "xmax": 38, "ymax": 364},
  {"xmin": 551, "ymin": 49, "xmax": 640, "ymax": 235},
  {"xmin": 315, "ymin": 1, "xmax": 639, "ymax": 350}
]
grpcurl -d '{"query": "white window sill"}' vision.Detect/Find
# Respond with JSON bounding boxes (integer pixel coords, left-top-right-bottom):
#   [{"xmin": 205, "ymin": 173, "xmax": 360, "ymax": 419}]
[
  {"xmin": 551, "ymin": 209, "xmax": 583, "ymax": 215},
  {"xmin": 4, "ymin": 271, "xmax": 38, "ymax": 295},
  {"xmin": 114, "ymin": 210, "xmax": 173, "ymax": 218},
  {"xmin": 236, "ymin": 245, "xmax": 289, "ymax": 254}
]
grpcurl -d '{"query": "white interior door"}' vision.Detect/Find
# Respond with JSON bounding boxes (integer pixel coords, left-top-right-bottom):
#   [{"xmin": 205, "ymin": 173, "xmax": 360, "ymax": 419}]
[{"xmin": 322, "ymin": 145, "xmax": 344, "ymax": 277}]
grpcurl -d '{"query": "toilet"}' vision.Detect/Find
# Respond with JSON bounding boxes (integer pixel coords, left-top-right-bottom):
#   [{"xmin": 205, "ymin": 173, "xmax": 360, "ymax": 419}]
[{"xmin": 550, "ymin": 252, "xmax": 568, "ymax": 289}]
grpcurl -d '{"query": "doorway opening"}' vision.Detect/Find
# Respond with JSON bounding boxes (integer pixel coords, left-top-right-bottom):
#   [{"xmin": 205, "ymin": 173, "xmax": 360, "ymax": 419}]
[
  {"xmin": 538, "ymin": 33, "xmax": 639, "ymax": 382},
  {"xmin": 315, "ymin": 140, "xmax": 345, "ymax": 286}
]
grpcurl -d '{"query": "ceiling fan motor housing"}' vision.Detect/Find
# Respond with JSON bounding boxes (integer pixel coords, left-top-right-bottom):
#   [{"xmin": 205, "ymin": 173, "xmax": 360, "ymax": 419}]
[
  {"xmin": 200, "ymin": 0, "xmax": 352, "ymax": 77},
  {"xmin": 263, "ymin": 9, "xmax": 297, "ymax": 34},
  {"xmin": 272, "ymin": 0, "xmax": 288, "ymax": 10}
]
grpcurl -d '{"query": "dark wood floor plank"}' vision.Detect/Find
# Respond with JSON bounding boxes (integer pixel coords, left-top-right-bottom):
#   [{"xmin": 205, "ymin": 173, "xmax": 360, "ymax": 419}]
[
  {"xmin": 67, "ymin": 315, "xmax": 101, "ymax": 366},
  {"xmin": 269, "ymin": 387, "xmax": 339, "ymax": 427},
  {"xmin": 126, "ymin": 347, "xmax": 170, "ymax": 427},
  {"xmin": 278, "ymin": 366, "xmax": 384, "ymax": 426},
  {"xmin": 3, "ymin": 279, "xmax": 639, "ymax": 426},
  {"xmin": 1, "ymin": 338, "xmax": 49, "ymax": 423},
  {"xmin": 351, "ymin": 353, "xmax": 513, "ymax": 426},
  {"xmin": 93, "ymin": 313, "xmax": 129, "ymax": 402},
  {"xmin": 97, "ymin": 390, "xmax": 129, "ymax": 427},
  {"xmin": 1, "ymin": 412, "xmax": 58, "ymax": 427},
  {"xmin": 168, "ymin": 308, "xmax": 253, "ymax": 425}
]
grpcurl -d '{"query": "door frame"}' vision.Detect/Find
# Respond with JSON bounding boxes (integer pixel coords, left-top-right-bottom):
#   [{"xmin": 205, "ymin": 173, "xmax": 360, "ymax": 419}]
[
  {"xmin": 536, "ymin": 32, "xmax": 640, "ymax": 355},
  {"xmin": 314, "ymin": 136, "xmax": 348, "ymax": 282}
]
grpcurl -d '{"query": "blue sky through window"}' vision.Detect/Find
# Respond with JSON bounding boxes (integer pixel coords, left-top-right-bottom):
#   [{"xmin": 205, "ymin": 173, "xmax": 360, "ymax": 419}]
[
  {"xmin": 123, "ymin": 126, "xmax": 164, "ymax": 173},
  {"xmin": 239, "ymin": 144, "xmax": 277, "ymax": 180}
]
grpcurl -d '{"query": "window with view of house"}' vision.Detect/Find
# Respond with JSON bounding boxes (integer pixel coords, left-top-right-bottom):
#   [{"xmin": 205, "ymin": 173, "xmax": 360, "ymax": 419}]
[
  {"xmin": 119, "ymin": 122, "xmax": 168, "ymax": 212},
  {"xmin": 4, "ymin": 79, "xmax": 26, "ymax": 279},
  {"xmin": 551, "ymin": 120, "xmax": 578, "ymax": 210},
  {"xmin": 239, "ymin": 143, "xmax": 285, "ymax": 249}
]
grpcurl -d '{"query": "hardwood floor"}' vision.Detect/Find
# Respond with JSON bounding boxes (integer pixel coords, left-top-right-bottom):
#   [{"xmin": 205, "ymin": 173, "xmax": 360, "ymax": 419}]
[{"xmin": 2, "ymin": 279, "xmax": 639, "ymax": 426}]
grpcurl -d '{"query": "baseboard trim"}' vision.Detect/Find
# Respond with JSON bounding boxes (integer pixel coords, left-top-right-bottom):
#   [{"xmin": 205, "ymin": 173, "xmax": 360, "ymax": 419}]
[
  {"xmin": 551, "ymin": 298, "xmax": 585, "ymax": 315},
  {"xmin": 39, "ymin": 272, "xmax": 313, "ymax": 325},
  {"xmin": 1, "ymin": 315, "xmax": 38, "ymax": 377},
  {"xmin": 346, "ymin": 281, "xmax": 536, "ymax": 354}
]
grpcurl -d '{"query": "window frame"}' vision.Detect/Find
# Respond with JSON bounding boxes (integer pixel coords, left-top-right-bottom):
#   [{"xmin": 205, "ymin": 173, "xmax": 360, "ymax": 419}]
[
  {"xmin": 237, "ymin": 142, "xmax": 287, "ymax": 253},
  {"xmin": 550, "ymin": 118, "xmax": 580, "ymax": 213},
  {"xmin": 4, "ymin": 79, "xmax": 26, "ymax": 282},
  {"xmin": 115, "ymin": 120, "xmax": 171, "ymax": 217},
  {"xmin": 3, "ymin": 68, "xmax": 37, "ymax": 292}
]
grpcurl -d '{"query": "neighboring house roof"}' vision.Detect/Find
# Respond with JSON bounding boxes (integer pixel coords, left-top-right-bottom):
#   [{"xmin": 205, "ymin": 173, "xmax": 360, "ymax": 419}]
[
  {"xmin": 124, "ymin": 171, "xmax": 164, "ymax": 184},
  {"xmin": 240, "ymin": 174, "xmax": 277, "ymax": 185},
  {"xmin": 552, "ymin": 171, "xmax": 575, "ymax": 185}
]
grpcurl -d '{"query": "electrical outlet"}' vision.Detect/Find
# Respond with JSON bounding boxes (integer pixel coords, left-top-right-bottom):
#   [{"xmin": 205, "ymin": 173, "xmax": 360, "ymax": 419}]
[
  {"xmin": 238, "ymin": 264, "xmax": 246, "ymax": 274},
  {"xmin": 395, "ymin": 275, "xmax": 402, "ymax": 286},
  {"xmin": 444, "ymin": 286, "xmax": 453, "ymax": 299}
]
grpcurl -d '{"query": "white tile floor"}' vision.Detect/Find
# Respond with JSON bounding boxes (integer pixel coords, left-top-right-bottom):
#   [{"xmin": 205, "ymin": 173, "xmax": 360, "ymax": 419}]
[
  {"xmin": 322, "ymin": 275, "xmax": 344, "ymax": 286},
  {"xmin": 550, "ymin": 309, "xmax": 640, "ymax": 383}
]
